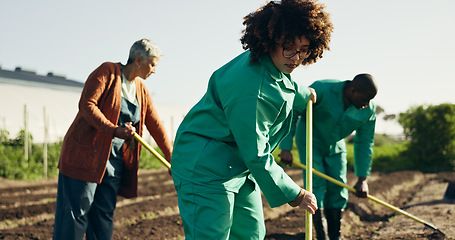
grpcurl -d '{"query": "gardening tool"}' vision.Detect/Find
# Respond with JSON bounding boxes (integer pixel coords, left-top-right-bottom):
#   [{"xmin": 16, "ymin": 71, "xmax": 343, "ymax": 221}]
[
  {"xmin": 292, "ymin": 161, "xmax": 446, "ymax": 237},
  {"xmin": 133, "ymin": 133, "xmax": 171, "ymax": 169},
  {"xmin": 305, "ymin": 101, "xmax": 313, "ymax": 240}
]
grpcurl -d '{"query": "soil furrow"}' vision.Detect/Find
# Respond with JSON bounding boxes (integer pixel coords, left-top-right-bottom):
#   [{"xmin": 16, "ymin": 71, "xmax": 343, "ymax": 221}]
[{"xmin": 0, "ymin": 169, "xmax": 453, "ymax": 240}]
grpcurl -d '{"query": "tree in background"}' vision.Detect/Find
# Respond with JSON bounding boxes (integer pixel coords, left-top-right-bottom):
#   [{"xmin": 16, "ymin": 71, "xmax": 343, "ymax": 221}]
[
  {"xmin": 376, "ymin": 105, "xmax": 398, "ymax": 134},
  {"xmin": 398, "ymin": 103, "xmax": 455, "ymax": 172}
]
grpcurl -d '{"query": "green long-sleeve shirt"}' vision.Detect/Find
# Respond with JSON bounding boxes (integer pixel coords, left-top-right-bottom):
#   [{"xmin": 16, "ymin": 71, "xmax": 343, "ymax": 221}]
[
  {"xmin": 171, "ymin": 51, "xmax": 311, "ymax": 208},
  {"xmin": 280, "ymin": 79, "xmax": 376, "ymax": 177}
]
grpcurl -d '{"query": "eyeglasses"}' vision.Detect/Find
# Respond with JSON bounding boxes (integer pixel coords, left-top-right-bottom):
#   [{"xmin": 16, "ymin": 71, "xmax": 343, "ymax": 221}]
[{"xmin": 280, "ymin": 45, "xmax": 310, "ymax": 59}]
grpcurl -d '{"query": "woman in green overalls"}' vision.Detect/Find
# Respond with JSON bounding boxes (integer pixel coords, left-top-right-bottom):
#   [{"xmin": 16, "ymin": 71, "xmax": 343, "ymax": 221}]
[{"xmin": 171, "ymin": 1, "xmax": 333, "ymax": 239}]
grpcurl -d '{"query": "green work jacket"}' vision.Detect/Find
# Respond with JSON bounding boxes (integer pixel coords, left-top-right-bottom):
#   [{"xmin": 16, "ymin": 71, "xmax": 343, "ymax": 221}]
[
  {"xmin": 280, "ymin": 79, "xmax": 376, "ymax": 177},
  {"xmin": 171, "ymin": 51, "xmax": 311, "ymax": 208}
]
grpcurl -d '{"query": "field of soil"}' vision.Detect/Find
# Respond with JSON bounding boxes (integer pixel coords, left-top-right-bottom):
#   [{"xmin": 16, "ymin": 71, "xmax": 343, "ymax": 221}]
[{"xmin": 1, "ymin": 167, "xmax": 454, "ymax": 240}]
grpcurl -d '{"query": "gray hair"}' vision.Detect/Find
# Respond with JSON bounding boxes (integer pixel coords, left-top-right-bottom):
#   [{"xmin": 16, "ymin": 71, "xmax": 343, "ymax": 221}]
[{"xmin": 127, "ymin": 38, "xmax": 163, "ymax": 64}]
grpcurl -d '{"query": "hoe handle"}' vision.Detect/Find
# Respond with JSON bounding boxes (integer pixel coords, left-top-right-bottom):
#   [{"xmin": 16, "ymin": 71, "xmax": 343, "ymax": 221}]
[
  {"xmin": 134, "ymin": 133, "xmax": 171, "ymax": 169},
  {"xmin": 292, "ymin": 161, "xmax": 445, "ymax": 236}
]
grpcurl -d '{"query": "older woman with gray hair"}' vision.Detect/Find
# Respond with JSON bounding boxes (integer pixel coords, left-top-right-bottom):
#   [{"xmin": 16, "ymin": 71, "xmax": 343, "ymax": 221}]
[{"xmin": 52, "ymin": 38, "xmax": 173, "ymax": 240}]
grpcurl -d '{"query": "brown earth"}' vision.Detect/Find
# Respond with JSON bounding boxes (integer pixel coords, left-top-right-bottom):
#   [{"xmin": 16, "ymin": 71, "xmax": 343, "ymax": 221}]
[{"xmin": 0, "ymin": 168, "xmax": 454, "ymax": 240}]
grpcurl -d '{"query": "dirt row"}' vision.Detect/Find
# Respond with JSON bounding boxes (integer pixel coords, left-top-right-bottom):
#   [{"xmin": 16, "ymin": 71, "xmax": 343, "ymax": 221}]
[{"xmin": 0, "ymin": 168, "xmax": 454, "ymax": 239}]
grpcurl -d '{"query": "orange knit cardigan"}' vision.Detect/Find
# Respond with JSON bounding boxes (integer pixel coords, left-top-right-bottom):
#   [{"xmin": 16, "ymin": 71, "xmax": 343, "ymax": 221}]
[{"xmin": 58, "ymin": 62, "xmax": 172, "ymax": 198}]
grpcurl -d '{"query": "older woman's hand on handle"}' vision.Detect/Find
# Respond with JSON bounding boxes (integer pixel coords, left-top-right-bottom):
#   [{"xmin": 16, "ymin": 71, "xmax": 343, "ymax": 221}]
[{"xmin": 114, "ymin": 122, "xmax": 136, "ymax": 139}]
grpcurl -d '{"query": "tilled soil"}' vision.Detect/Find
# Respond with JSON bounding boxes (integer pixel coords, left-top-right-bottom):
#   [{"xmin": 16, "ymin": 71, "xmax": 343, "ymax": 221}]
[{"xmin": 0, "ymin": 168, "xmax": 454, "ymax": 240}]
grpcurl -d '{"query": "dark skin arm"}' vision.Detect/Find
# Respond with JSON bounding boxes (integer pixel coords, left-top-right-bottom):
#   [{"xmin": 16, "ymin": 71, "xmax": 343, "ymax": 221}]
[
  {"xmin": 279, "ymin": 150, "xmax": 294, "ymax": 166},
  {"xmin": 281, "ymin": 149, "xmax": 369, "ymax": 198},
  {"xmin": 354, "ymin": 177, "xmax": 369, "ymax": 198}
]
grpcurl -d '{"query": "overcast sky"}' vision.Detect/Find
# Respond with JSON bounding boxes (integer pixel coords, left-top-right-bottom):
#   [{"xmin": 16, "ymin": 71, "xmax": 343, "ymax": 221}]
[{"xmin": 1, "ymin": 0, "xmax": 454, "ymax": 134}]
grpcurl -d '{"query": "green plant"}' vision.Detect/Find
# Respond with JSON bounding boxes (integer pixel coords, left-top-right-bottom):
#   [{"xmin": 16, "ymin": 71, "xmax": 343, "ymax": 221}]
[
  {"xmin": 0, "ymin": 128, "xmax": 166, "ymax": 180},
  {"xmin": 398, "ymin": 103, "xmax": 455, "ymax": 172},
  {"xmin": 139, "ymin": 147, "xmax": 168, "ymax": 169},
  {"xmin": 346, "ymin": 140, "xmax": 410, "ymax": 172}
]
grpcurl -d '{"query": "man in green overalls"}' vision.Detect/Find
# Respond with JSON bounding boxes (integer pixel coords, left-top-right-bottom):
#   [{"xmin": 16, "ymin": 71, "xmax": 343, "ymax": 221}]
[
  {"xmin": 170, "ymin": 0, "xmax": 334, "ymax": 239},
  {"xmin": 280, "ymin": 74, "xmax": 378, "ymax": 240}
]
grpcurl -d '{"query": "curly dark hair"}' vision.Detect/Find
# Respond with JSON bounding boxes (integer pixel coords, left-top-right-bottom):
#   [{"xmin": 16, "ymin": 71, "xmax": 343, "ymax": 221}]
[{"xmin": 240, "ymin": 0, "xmax": 333, "ymax": 65}]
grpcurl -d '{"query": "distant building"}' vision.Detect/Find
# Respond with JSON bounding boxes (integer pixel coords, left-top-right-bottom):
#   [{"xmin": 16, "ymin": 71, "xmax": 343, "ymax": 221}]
[{"xmin": 0, "ymin": 66, "xmax": 188, "ymax": 144}]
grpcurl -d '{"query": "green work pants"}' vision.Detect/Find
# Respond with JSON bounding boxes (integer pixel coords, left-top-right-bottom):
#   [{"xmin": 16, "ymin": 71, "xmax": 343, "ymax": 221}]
[
  {"xmin": 174, "ymin": 176, "xmax": 265, "ymax": 240},
  {"xmin": 300, "ymin": 148, "xmax": 349, "ymax": 209}
]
